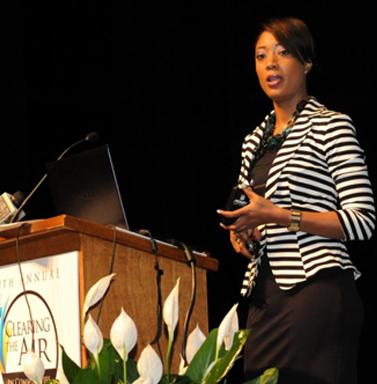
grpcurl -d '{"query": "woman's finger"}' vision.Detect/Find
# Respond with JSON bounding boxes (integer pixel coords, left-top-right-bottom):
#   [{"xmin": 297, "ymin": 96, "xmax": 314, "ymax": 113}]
[{"xmin": 230, "ymin": 231, "xmax": 256, "ymax": 259}]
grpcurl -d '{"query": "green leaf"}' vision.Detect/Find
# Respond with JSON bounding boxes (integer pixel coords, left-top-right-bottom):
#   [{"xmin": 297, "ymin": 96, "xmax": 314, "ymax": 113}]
[
  {"xmin": 60, "ymin": 338, "xmax": 139, "ymax": 384},
  {"xmin": 97, "ymin": 338, "xmax": 140, "ymax": 384},
  {"xmin": 126, "ymin": 358, "xmax": 140, "ymax": 384},
  {"xmin": 112, "ymin": 356, "xmax": 139, "ymax": 384},
  {"xmin": 97, "ymin": 339, "xmax": 120, "ymax": 384},
  {"xmin": 242, "ymin": 368, "xmax": 279, "ymax": 384},
  {"xmin": 72, "ymin": 368, "xmax": 101, "ymax": 384},
  {"xmin": 61, "ymin": 345, "xmax": 82, "ymax": 383},
  {"xmin": 163, "ymin": 374, "xmax": 196, "ymax": 384},
  {"xmin": 184, "ymin": 328, "xmax": 218, "ymax": 383},
  {"xmin": 202, "ymin": 329, "xmax": 251, "ymax": 384}
]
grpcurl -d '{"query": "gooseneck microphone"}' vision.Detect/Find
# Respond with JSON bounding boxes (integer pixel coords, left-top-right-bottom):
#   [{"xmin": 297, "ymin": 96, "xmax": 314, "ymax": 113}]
[
  {"xmin": 57, "ymin": 132, "xmax": 100, "ymax": 161},
  {"xmin": 9, "ymin": 132, "xmax": 100, "ymax": 223}
]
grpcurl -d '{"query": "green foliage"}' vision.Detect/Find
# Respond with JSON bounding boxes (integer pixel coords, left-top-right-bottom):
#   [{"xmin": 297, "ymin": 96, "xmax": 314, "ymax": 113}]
[
  {"xmin": 243, "ymin": 368, "xmax": 279, "ymax": 384},
  {"xmin": 61, "ymin": 346, "xmax": 81, "ymax": 383},
  {"xmin": 184, "ymin": 328, "xmax": 219, "ymax": 383},
  {"xmin": 201, "ymin": 330, "xmax": 250, "ymax": 384},
  {"xmin": 47, "ymin": 330, "xmax": 277, "ymax": 384},
  {"xmin": 183, "ymin": 328, "xmax": 251, "ymax": 384},
  {"xmin": 53, "ymin": 340, "xmax": 139, "ymax": 384}
]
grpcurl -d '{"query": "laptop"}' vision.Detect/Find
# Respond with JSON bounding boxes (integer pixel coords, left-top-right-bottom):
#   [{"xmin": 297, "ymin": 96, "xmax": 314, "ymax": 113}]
[{"xmin": 46, "ymin": 144, "xmax": 129, "ymax": 229}]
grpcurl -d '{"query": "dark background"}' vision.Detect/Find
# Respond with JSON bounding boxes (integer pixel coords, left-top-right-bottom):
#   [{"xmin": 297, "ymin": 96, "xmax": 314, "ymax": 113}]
[{"xmin": 4, "ymin": 1, "xmax": 375, "ymax": 381}]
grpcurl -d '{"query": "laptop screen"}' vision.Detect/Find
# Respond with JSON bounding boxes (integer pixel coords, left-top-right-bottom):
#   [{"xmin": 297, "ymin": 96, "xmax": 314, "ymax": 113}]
[{"xmin": 46, "ymin": 144, "xmax": 129, "ymax": 229}]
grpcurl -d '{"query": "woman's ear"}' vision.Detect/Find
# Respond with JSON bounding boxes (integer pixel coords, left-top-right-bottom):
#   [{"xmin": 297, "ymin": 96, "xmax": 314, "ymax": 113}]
[{"xmin": 304, "ymin": 62, "xmax": 313, "ymax": 74}]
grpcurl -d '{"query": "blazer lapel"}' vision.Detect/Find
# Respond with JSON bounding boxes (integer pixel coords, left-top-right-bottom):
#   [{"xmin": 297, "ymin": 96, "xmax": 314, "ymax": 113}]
[
  {"xmin": 264, "ymin": 98, "xmax": 325, "ymax": 200},
  {"xmin": 239, "ymin": 117, "xmax": 269, "ymax": 187}
]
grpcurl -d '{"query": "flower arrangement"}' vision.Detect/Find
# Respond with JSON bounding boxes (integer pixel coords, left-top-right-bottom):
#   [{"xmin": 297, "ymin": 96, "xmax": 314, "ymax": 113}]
[{"xmin": 22, "ymin": 274, "xmax": 278, "ymax": 384}]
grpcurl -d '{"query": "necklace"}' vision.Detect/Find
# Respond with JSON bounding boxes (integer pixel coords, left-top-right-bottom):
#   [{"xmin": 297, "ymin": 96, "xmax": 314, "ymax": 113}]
[
  {"xmin": 262, "ymin": 99, "xmax": 308, "ymax": 152},
  {"xmin": 247, "ymin": 100, "xmax": 308, "ymax": 186},
  {"xmin": 249, "ymin": 100, "xmax": 308, "ymax": 171}
]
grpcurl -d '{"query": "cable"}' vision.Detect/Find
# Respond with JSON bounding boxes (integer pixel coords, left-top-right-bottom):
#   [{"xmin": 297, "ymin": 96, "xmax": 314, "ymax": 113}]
[
  {"xmin": 96, "ymin": 225, "xmax": 118, "ymax": 325},
  {"xmin": 170, "ymin": 239, "xmax": 197, "ymax": 365},
  {"xmin": 15, "ymin": 223, "xmax": 36, "ymax": 349},
  {"xmin": 139, "ymin": 229, "xmax": 164, "ymax": 360}
]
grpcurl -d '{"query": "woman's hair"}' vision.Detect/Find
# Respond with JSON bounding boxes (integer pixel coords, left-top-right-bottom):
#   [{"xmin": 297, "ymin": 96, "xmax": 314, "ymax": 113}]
[{"xmin": 256, "ymin": 17, "xmax": 316, "ymax": 65}]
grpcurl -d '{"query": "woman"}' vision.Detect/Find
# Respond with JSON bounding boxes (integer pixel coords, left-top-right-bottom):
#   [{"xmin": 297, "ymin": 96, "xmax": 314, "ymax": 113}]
[{"xmin": 218, "ymin": 17, "xmax": 375, "ymax": 383}]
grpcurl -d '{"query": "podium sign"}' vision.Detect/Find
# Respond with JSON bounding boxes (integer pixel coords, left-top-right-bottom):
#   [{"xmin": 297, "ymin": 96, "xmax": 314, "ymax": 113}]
[{"xmin": 0, "ymin": 251, "xmax": 82, "ymax": 383}]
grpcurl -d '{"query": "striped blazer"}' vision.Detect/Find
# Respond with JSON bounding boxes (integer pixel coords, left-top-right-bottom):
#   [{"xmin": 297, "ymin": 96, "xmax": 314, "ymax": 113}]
[{"xmin": 238, "ymin": 97, "xmax": 376, "ymax": 297}]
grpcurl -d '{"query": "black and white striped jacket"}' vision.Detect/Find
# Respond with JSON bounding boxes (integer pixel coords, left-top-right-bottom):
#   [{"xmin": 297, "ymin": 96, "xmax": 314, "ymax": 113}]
[{"xmin": 239, "ymin": 97, "xmax": 375, "ymax": 296}]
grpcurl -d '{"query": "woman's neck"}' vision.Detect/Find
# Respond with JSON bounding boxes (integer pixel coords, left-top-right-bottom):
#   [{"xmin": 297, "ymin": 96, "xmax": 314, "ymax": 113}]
[{"xmin": 273, "ymin": 96, "xmax": 308, "ymax": 134}]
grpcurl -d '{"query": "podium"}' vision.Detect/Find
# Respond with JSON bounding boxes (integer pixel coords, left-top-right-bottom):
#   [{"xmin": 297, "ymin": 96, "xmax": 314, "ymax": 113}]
[{"xmin": 0, "ymin": 215, "xmax": 218, "ymax": 377}]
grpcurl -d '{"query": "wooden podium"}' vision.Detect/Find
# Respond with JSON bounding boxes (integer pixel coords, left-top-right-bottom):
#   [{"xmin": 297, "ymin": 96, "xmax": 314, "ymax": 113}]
[{"xmin": 0, "ymin": 215, "xmax": 218, "ymax": 372}]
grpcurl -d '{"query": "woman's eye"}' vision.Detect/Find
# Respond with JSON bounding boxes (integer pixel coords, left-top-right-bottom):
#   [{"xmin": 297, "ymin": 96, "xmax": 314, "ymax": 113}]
[
  {"xmin": 255, "ymin": 53, "xmax": 266, "ymax": 60},
  {"xmin": 279, "ymin": 49, "xmax": 290, "ymax": 56}
]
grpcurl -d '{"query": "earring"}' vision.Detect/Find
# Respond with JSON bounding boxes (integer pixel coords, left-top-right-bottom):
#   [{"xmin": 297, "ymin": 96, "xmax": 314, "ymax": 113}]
[{"xmin": 304, "ymin": 63, "xmax": 313, "ymax": 75}]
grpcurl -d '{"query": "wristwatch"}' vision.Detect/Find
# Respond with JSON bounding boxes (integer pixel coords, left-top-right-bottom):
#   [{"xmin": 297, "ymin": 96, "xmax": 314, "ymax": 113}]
[{"xmin": 287, "ymin": 210, "xmax": 302, "ymax": 231}]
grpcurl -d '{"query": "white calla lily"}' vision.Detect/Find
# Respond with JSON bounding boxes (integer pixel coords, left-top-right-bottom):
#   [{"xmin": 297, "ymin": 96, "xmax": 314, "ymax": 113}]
[
  {"xmin": 163, "ymin": 278, "xmax": 180, "ymax": 340},
  {"xmin": 178, "ymin": 354, "xmax": 188, "ymax": 375},
  {"xmin": 163, "ymin": 278, "xmax": 180, "ymax": 382},
  {"xmin": 82, "ymin": 273, "xmax": 116, "ymax": 320},
  {"xmin": 136, "ymin": 345, "xmax": 163, "ymax": 384},
  {"xmin": 217, "ymin": 303, "xmax": 239, "ymax": 352},
  {"xmin": 23, "ymin": 350, "xmax": 45, "ymax": 384},
  {"xmin": 83, "ymin": 315, "xmax": 103, "ymax": 363},
  {"xmin": 186, "ymin": 324, "xmax": 206, "ymax": 363},
  {"xmin": 110, "ymin": 307, "xmax": 138, "ymax": 361}
]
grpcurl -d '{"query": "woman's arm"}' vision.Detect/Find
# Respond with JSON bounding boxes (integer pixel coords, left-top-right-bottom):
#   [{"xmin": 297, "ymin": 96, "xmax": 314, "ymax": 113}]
[
  {"xmin": 218, "ymin": 187, "xmax": 345, "ymax": 239},
  {"xmin": 220, "ymin": 113, "xmax": 375, "ymax": 243},
  {"xmin": 323, "ymin": 114, "xmax": 375, "ymax": 241}
]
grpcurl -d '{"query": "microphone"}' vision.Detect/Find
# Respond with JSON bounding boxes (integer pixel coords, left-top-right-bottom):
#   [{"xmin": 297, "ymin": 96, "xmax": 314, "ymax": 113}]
[
  {"xmin": 57, "ymin": 131, "xmax": 99, "ymax": 161},
  {"xmin": 9, "ymin": 132, "xmax": 100, "ymax": 223},
  {"xmin": 0, "ymin": 191, "xmax": 26, "ymax": 224},
  {"xmin": 85, "ymin": 132, "xmax": 100, "ymax": 142}
]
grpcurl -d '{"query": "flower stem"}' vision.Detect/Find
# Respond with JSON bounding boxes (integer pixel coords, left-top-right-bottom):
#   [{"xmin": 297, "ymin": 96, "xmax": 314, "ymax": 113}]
[
  {"xmin": 90, "ymin": 352, "xmax": 101, "ymax": 379},
  {"xmin": 166, "ymin": 334, "xmax": 173, "ymax": 383},
  {"xmin": 214, "ymin": 345, "xmax": 219, "ymax": 364},
  {"xmin": 96, "ymin": 358, "xmax": 102, "ymax": 379},
  {"xmin": 123, "ymin": 346, "xmax": 127, "ymax": 384}
]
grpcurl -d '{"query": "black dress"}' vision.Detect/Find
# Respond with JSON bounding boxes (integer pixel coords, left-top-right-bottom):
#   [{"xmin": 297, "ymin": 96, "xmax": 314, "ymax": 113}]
[{"xmin": 243, "ymin": 150, "xmax": 364, "ymax": 384}]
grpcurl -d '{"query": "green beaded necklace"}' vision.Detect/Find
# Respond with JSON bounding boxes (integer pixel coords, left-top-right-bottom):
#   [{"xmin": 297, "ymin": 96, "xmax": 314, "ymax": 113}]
[
  {"xmin": 250, "ymin": 100, "xmax": 308, "ymax": 168},
  {"xmin": 262, "ymin": 99, "xmax": 308, "ymax": 152}
]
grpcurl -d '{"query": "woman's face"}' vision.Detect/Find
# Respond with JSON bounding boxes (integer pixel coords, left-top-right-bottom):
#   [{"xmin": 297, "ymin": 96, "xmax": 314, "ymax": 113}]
[{"xmin": 255, "ymin": 31, "xmax": 311, "ymax": 107}]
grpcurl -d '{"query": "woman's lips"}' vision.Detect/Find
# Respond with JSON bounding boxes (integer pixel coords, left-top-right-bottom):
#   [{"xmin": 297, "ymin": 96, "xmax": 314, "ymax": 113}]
[{"xmin": 266, "ymin": 74, "xmax": 282, "ymax": 87}]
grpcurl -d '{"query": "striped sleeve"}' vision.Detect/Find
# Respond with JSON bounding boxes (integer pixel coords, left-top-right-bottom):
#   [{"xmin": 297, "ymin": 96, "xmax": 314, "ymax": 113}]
[{"xmin": 324, "ymin": 114, "xmax": 375, "ymax": 240}]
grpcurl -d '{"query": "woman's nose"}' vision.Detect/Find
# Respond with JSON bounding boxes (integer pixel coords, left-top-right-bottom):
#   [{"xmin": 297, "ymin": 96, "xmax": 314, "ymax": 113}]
[{"xmin": 266, "ymin": 54, "xmax": 278, "ymax": 69}]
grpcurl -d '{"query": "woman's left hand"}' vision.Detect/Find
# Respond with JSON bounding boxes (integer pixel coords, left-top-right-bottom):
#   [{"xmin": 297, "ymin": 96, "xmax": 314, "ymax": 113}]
[{"xmin": 218, "ymin": 187, "xmax": 280, "ymax": 232}]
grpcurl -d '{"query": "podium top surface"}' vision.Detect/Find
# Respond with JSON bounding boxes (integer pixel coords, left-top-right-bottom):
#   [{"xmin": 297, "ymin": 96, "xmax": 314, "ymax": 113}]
[{"xmin": 0, "ymin": 215, "xmax": 218, "ymax": 272}]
